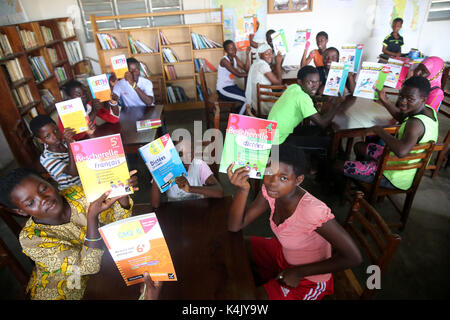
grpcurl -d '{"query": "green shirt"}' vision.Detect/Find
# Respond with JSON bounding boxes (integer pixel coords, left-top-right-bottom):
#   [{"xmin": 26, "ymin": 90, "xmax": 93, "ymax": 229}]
[{"xmin": 268, "ymin": 84, "xmax": 318, "ymax": 144}]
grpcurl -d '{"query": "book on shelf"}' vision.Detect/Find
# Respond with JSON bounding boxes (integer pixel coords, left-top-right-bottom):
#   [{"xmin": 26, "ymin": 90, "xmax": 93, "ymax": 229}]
[
  {"xmin": 87, "ymin": 74, "xmax": 111, "ymax": 102},
  {"xmin": 163, "ymin": 65, "xmax": 177, "ymax": 80},
  {"xmin": 353, "ymin": 62, "xmax": 390, "ymax": 100},
  {"xmin": 70, "ymin": 134, "xmax": 133, "ymax": 203},
  {"xmin": 17, "ymin": 28, "xmax": 38, "ymax": 49},
  {"xmin": 14, "ymin": 84, "xmax": 35, "ymax": 107},
  {"xmin": 136, "ymin": 118, "xmax": 162, "ymax": 131},
  {"xmin": 129, "ymin": 36, "xmax": 155, "ymax": 54},
  {"xmin": 5, "ymin": 58, "xmax": 25, "ymax": 82},
  {"xmin": 271, "ymin": 29, "xmax": 288, "ymax": 55},
  {"xmin": 11, "ymin": 89, "xmax": 23, "ymax": 108},
  {"xmin": 323, "ymin": 62, "xmax": 351, "ymax": 97},
  {"xmin": 196, "ymin": 84, "xmax": 204, "ymax": 101},
  {"xmin": 340, "ymin": 44, "xmax": 364, "ymax": 73},
  {"xmin": 155, "ymin": 34, "xmax": 159, "ymax": 52},
  {"xmin": 47, "ymin": 47, "xmax": 59, "ymax": 64},
  {"xmin": 98, "ymin": 212, "xmax": 177, "ymax": 286},
  {"xmin": 111, "ymin": 54, "xmax": 128, "ymax": 79},
  {"xmin": 159, "ymin": 31, "xmax": 170, "ymax": 45},
  {"xmin": 162, "ymin": 48, "xmax": 179, "ymax": 63},
  {"xmin": 194, "ymin": 58, "xmax": 217, "ymax": 73},
  {"xmin": 385, "ymin": 57, "xmax": 411, "ymax": 89},
  {"xmin": 0, "ymin": 33, "xmax": 13, "ymax": 57},
  {"xmin": 191, "ymin": 32, "xmax": 222, "ymax": 50},
  {"xmin": 97, "ymin": 33, "xmax": 121, "ymax": 50},
  {"xmin": 166, "ymin": 86, "xmax": 189, "ymax": 104},
  {"xmin": 54, "ymin": 66, "xmax": 68, "ymax": 84},
  {"xmin": 139, "ymin": 61, "xmax": 151, "ymax": 78},
  {"xmin": 138, "ymin": 133, "xmax": 187, "ymax": 192},
  {"xmin": 39, "ymin": 88, "xmax": 56, "ymax": 110},
  {"xmin": 219, "ymin": 114, "xmax": 278, "ymax": 180},
  {"xmin": 29, "ymin": 56, "xmax": 51, "ymax": 82},
  {"xmin": 55, "ymin": 97, "xmax": 89, "ymax": 134},
  {"xmin": 40, "ymin": 26, "xmax": 54, "ymax": 43},
  {"xmin": 63, "ymin": 41, "xmax": 83, "ymax": 65},
  {"xmin": 58, "ymin": 20, "xmax": 75, "ymax": 38}
]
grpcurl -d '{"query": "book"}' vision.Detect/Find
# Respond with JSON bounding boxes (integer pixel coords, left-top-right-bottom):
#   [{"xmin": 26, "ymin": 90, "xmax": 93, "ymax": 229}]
[
  {"xmin": 271, "ymin": 29, "xmax": 288, "ymax": 55},
  {"xmin": 385, "ymin": 57, "xmax": 411, "ymax": 89},
  {"xmin": 219, "ymin": 114, "xmax": 278, "ymax": 180},
  {"xmin": 98, "ymin": 212, "xmax": 177, "ymax": 286},
  {"xmin": 340, "ymin": 44, "xmax": 364, "ymax": 73},
  {"xmin": 138, "ymin": 133, "xmax": 187, "ymax": 192},
  {"xmin": 55, "ymin": 97, "xmax": 89, "ymax": 134},
  {"xmin": 323, "ymin": 62, "xmax": 351, "ymax": 97},
  {"xmin": 87, "ymin": 74, "xmax": 111, "ymax": 102},
  {"xmin": 111, "ymin": 54, "xmax": 128, "ymax": 79},
  {"xmin": 136, "ymin": 118, "xmax": 162, "ymax": 131},
  {"xmin": 243, "ymin": 15, "xmax": 257, "ymax": 35},
  {"xmin": 293, "ymin": 29, "xmax": 311, "ymax": 47},
  {"xmin": 70, "ymin": 134, "xmax": 133, "ymax": 203},
  {"xmin": 353, "ymin": 62, "xmax": 390, "ymax": 100}
]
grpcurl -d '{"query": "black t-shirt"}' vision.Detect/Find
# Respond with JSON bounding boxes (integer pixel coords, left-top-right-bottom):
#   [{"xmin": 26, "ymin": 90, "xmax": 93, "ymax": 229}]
[{"xmin": 383, "ymin": 32, "xmax": 404, "ymax": 53}]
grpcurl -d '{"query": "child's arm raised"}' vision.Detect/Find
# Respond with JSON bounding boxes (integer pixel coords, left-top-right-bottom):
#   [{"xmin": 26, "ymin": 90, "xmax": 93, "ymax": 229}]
[
  {"xmin": 175, "ymin": 174, "xmax": 224, "ymax": 198},
  {"xmin": 227, "ymin": 163, "xmax": 269, "ymax": 232},
  {"xmin": 375, "ymin": 88, "xmax": 404, "ymax": 122},
  {"xmin": 62, "ymin": 128, "xmax": 79, "ymax": 177},
  {"xmin": 300, "ymin": 41, "xmax": 312, "ymax": 67}
]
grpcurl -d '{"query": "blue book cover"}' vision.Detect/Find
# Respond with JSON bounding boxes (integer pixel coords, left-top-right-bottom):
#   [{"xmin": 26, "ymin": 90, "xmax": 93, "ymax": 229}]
[
  {"xmin": 138, "ymin": 134, "xmax": 187, "ymax": 192},
  {"xmin": 323, "ymin": 62, "xmax": 350, "ymax": 96}
]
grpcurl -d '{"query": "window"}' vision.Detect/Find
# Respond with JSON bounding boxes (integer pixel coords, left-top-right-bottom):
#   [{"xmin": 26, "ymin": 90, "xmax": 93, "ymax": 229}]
[
  {"xmin": 77, "ymin": 0, "xmax": 184, "ymax": 42},
  {"xmin": 427, "ymin": 0, "xmax": 450, "ymax": 21}
]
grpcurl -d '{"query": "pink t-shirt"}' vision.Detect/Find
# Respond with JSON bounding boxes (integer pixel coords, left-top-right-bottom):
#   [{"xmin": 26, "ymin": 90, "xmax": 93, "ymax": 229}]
[
  {"xmin": 261, "ymin": 184, "xmax": 334, "ymax": 283},
  {"xmin": 427, "ymin": 87, "xmax": 444, "ymax": 112}
]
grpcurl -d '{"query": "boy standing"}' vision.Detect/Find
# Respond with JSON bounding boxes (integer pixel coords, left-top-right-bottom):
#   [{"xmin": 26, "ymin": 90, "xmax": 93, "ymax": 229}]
[{"xmin": 382, "ymin": 17, "xmax": 404, "ymax": 58}]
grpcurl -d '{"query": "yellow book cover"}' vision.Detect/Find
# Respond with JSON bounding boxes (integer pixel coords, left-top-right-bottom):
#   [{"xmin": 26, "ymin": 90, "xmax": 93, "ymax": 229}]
[
  {"xmin": 111, "ymin": 54, "xmax": 128, "ymax": 79},
  {"xmin": 70, "ymin": 134, "xmax": 133, "ymax": 203},
  {"xmin": 99, "ymin": 212, "xmax": 177, "ymax": 286},
  {"xmin": 87, "ymin": 74, "xmax": 111, "ymax": 102},
  {"xmin": 55, "ymin": 97, "xmax": 88, "ymax": 134}
]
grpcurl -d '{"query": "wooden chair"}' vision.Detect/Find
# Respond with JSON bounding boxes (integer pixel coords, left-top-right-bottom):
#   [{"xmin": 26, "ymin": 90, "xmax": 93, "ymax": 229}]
[
  {"xmin": 328, "ymin": 191, "xmax": 401, "ymax": 300},
  {"xmin": 198, "ymin": 68, "xmax": 240, "ymax": 131},
  {"xmin": 0, "ymin": 236, "xmax": 29, "ymax": 298},
  {"xmin": 426, "ymin": 129, "xmax": 450, "ymax": 178},
  {"xmin": 344, "ymin": 128, "xmax": 435, "ymax": 231},
  {"xmin": 255, "ymin": 83, "xmax": 286, "ymax": 118},
  {"xmin": 151, "ymin": 77, "xmax": 164, "ymax": 105}
]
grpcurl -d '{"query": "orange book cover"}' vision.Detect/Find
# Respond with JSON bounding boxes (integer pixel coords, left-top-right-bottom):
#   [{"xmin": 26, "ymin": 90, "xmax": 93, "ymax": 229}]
[
  {"xmin": 87, "ymin": 74, "xmax": 111, "ymax": 102},
  {"xmin": 111, "ymin": 54, "xmax": 128, "ymax": 79},
  {"xmin": 99, "ymin": 212, "xmax": 177, "ymax": 286}
]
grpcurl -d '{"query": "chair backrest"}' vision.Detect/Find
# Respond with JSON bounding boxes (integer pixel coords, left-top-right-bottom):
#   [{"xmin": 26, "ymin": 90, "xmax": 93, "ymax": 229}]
[
  {"xmin": 256, "ymin": 83, "xmax": 286, "ymax": 117},
  {"xmin": 344, "ymin": 191, "xmax": 402, "ymax": 300},
  {"xmin": 439, "ymin": 91, "xmax": 450, "ymax": 119},
  {"xmin": 151, "ymin": 77, "xmax": 164, "ymax": 104}
]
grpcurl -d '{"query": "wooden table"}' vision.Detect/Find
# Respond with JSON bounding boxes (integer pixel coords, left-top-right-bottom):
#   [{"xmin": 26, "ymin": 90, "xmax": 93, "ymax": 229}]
[
  {"xmin": 94, "ymin": 105, "xmax": 164, "ymax": 153},
  {"xmin": 83, "ymin": 196, "xmax": 257, "ymax": 300}
]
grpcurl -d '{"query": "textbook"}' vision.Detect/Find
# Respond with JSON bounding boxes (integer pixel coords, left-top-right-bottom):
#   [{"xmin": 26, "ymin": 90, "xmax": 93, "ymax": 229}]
[
  {"xmin": 385, "ymin": 57, "xmax": 411, "ymax": 89},
  {"xmin": 87, "ymin": 74, "xmax": 111, "ymax": 102},
  {"xmin": 136, "ymin": 118, "xmax": 162, "ymax": 131},
  {"xmin": 243, "ymin": 15, "xmax": 258, "ymax": 35},
  {"xmin": 110, "ymin": 54, "xmax": 128, "ymax": 79},
  {"xmin": 294, "ymin": 29, "xmax": 311, "ymax": 46},
  {"xmin": 353, "ymin": 62, "xmax": 390, "ymax": 100},
  {"xmin": 340, "ymin": 44, "xmax": 364, "ymax": 73},
  {"xmin": 55, "ymin": 97, "xmax": 88, "ymax": 134},
  {"xmin": 271, "ymin": 29, "xmax": 288, "ymax": 55},
  {"xmin": 323, "ymin": 62, "xmax": 351, "ymax": 97},
  {"xmin": 219, "ymin": 114, "xmax": 278, "ymax": 179},
  {"xmin": 99, "ymin": 212, "xmax": 177, "ymax": 286},
  {"xmin": 138, "ymin": 134, "xmax": 187, "ymax": 192},
  {"xmin": 70, "ymin": 134, "xmax": 133, "ymax": 202}
]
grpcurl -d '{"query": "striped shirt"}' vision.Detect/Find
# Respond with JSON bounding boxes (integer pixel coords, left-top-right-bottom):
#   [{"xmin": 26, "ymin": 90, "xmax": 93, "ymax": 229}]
[{"xmin": 40, "ymin": 142, "xmax": 81, "ymax": 190}]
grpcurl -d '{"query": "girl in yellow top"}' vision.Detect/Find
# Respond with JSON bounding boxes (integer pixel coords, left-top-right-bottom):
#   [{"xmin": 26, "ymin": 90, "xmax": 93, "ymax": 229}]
[{"xmin": 0, "ymin": 168, "xmax": 138, "ymax": 300}]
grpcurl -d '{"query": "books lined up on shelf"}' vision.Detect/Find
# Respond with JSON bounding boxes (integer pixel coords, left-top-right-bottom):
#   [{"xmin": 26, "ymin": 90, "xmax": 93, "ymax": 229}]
[
  {"xmin": 5, "ymin": 58, "xmax": 24, "ymax": 82},
  {"xmin": 159, "ymin": 31, "xmax": 170, "ymax": 45},
  {"xmin": 29, "ymin": 56, "xmax": 52, "ymax": 83},
  {"xmin": 97, "ymin": 33, "xmax": 121, "ymax": 50},
  {"xmin": 39, "ymin": 89, "xmax": 56, "ymax": 110},
  {"xmin": 139, "ymin": 61, "xmax": 151, "ymax": 78},
  {"xmin": 353, "ymin": 62, "xmax": 390, "ymax": 100},
  {"xmin": 191, "ymin": 32, "xmax": 222, "ymax": 50},
  {"xmin": 162, "ymin": 48, "xmax": 179, "ymax": 63},
  {"xmin": 87, "ymin": 74, "xmax": 111, "ymax": 102},
  {"xmin": 166, "ymin": 85, "xmax": 189, "ymax": 104},
  {"xmin": 18, "ymin": 28, "xmax": 38, "ymax": 49},
  {"xmin": 63, "ymin": 41, "xmax": 83, "ymax": 65},
  {"xmin": 194, "ymin": 58, "xmax": 217, "ymax": 73},
  {"xmin": 196, "ymin": 84, "xmax": 205, "ymax": 101},
  {"xmin": 11, "ymin": 84, "xmax": 34, "ymax": 108},
  {"xmin": 58, "ymin": 20, "xmax": 75, "ymax": 39},
  {"xmin": 163, "ymin": 65, "xmax": 177, "ymax": 80},
  {"xmin": 129, "ymin": 36, "xmax": 155, "ymax": 54},
  {"xmin": 0, "ymin": 33, "xmax": 13, "ymax": 57},
  {"xmin": 54, "ymin": 66, "xmax": 68, "ymax": 84},
  {"xmin": 40, "ymin": 26, "xmax": 54, "ymax": 43},
  {"xmin": 47, "ymin": 48, "xmax": 59, "ymax": 64}
]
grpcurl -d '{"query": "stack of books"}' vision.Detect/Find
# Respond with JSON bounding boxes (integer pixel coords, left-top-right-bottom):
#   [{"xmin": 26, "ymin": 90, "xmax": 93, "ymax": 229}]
[
  {"xmin": 97, "ymin": 33, "xmax": 121, "ymax": 50},
  {"xmin": 4, "ymin": 58, "xmax": 25, "ymax": 82},
  {"xmin": 58, "ymin": 21, "xmax": 75, "ymax": 38},
  {"xmin": 47, "ymin": 48, "xmax": 59, "ymax": 64},
  {"xmin": 40, "ymin": 26, "xmax": 54, "ymax": 43},
  {"xmin": 29, "ymin": 56, "xmax": 52, "ymax": 82},
  {"xmin": 166, "ymin": 85, "xmax": 189, "ymax": 104},
  {"xmin": 63, "ymin": 41, "xmax": 83, "ymax": 65},
  {"xmin": 162, "ymin": 48, "xmax": 179, "ymax": 63},
  {"xmin": 54, "ymin": 66, "xmax": 68, "ymax": 83},
  {"xmin": 163, "ymin": 65, "xmax": 177, "ymax": 80},
  {"xmin": 11, "ymin": 84, "xmax": 35, "ymax": 108},
  {"xmin": 194, "ymin": 58, "xmax": 217, "ymax": 73},
  {"xmin": 18, "ymin": 28, "xmax": 38, "ymax": 49},
  {"xmin": 129, "ymin": 36, "xmax": 155, "ymax": 54},
  {"xmin": 0, "ymin": 33, "xmax": 13, "ymax": 58},
  {"xmin": 191, "ymin": 32, "xmax": 222, "ymax": 50}
]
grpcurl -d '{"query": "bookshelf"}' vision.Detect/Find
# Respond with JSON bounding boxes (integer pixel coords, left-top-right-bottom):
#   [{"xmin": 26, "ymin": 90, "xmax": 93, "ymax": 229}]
[
  {"xmin": 90, "ymin": 7, "xmax": 225, "ymax": 110},
  {"xmin": 0, "ymin": 17, "xmax": 92, "ymax": 171}
]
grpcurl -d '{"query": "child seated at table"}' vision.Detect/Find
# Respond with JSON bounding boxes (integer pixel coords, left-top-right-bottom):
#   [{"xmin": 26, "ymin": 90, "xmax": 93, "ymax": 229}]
[
  {"xmin": 301, "ymin": 31, "xmax": 328, "ymax": 68},
  {"xmin": 216, "ymin": 40, "xmax": 251, "ymax": 114},
  {"xmin": 343, "ymin": 76, "xmax": 438, "ymax": 190},
  {"xmin": 226, "ymin": 143, "xmax": 362, "ymax": 300},
  {"xmin": 382, "ymin": 17, "xmax": 404, "ymax": 58},
  {"xmin": 30, "ymin": 115, "xmax": 81, "ymax": 191},
  {"xmin": 151, "ymin": 138, "xmax": 224, "ymax": 207},
  {"xmin": 0, "ymin": 167, "xmax": 137, "ymax": 300},
  {"xmin": 113, "ymin": 57, "xmax": 154, "ymax": 107}
]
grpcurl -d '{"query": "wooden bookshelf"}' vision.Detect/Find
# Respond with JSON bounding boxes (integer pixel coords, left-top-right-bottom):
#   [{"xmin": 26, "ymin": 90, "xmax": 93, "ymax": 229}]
[
  {"xmin": 0, "ymin": 17, "xmax": 92, "ymax": 171},
  {"xmin": 90, "ymin": 7, "xmax": 225, "ymax": 110}
]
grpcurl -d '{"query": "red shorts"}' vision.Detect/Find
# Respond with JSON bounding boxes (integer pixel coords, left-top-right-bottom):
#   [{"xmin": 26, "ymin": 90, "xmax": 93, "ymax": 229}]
[{"xmin": 251, "ymin": 236, "xmax": 334, "ymax": 300}]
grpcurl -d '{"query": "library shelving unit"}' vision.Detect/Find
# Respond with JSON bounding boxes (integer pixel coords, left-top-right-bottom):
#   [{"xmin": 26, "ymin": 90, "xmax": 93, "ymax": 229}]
[
  {"xmin": 90, "ymin": 7, "xmax": 225, "ymax": 111},
  {"xmin": 0, "ymin": 17, "xmax": 92, "ymax": 171}
]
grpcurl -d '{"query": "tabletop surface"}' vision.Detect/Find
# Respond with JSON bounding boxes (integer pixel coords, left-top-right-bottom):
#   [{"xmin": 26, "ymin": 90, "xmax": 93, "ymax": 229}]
[{"xmin": 83, "ymin": 196, "xmax": 257, "ymax": 300}]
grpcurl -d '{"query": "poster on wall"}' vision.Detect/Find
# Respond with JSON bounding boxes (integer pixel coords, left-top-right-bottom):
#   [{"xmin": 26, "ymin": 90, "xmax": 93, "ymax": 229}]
[{"xmin": 0, "ymin": 0, "xmax": 28, "ymax": 25}]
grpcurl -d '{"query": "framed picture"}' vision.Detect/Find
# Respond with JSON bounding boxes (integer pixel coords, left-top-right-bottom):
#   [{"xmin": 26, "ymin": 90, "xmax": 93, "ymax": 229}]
[{"xmin": 268, "ymin": 0, "xmax": 313, "ymax": 14}]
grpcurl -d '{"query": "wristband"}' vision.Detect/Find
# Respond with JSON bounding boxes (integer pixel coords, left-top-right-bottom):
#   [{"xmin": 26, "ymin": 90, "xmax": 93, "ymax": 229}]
[
  {"xmin": 109, "ymin": 100, "xmax": 118, "ymax": 106},
  {"xmin": 85, "ymin": 236, "xmax": 102, "ymax": 242},
  {"xmin": 132, "ymin": 82, "xmax": 137, "ymax": 89}
]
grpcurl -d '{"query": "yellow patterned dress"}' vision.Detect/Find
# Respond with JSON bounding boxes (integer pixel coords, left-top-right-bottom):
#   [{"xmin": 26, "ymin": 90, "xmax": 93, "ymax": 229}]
[{"xmin": 19, "ymin": 186, "xmax": 133, "ymax": 300}]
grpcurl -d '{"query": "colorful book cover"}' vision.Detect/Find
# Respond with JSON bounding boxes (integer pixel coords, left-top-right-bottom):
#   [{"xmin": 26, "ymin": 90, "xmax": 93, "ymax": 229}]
[
  {"xmin": 136, "ymin": 118, "xmax": 162, "ymax": 131},
  {"xmin": 219, "ymin": 114, "xmax": 278, "ymax": 180},
  {"xmin": 99, "ymin": 212, "xmax": 177, "ymax": 286},
  {"xmin": 110, "ymin": 54, "xmax": 128, "ymax": 79},
  {"xmin": 340, "ymin": 44, "xmax": 364, "ymax": 73},
  {"xmin": 235, "ymin": 30, "xmax": 250, "ymax": 52},
  {"xmin": 293, "ymin": 29, "xmax": 311, "ymax": 46},
  {"xmin": 353, "ymin": 62, "xmax": 390, "ymax": 100},
  {"xmin": 87, "ymin": 74, "xmax": 111, "ymax": 102},
  {"xmin": 138, "ymin": 134, "xmax": 187, "ymax": 192},
  {"xmin": 271, "ymin": 29, "xmax": 288, "ymax": 55},
  {"xmin": 55, "ymin": 97, "xmax": 88, "ymax": 134},
  {"xmin": 243, "ymin": 15, "xmax": 257, "ymax": 35},
  {"xmin": 385, "ymin": 57, "xmax": 411, "ymax": 89},
  {"xmin": 323, "ymin": 62, "xmax": 351, "ymax": 97},
  {"xmin": 70, "ymin": 134, "xmax": 133, "ymax": 203}
]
